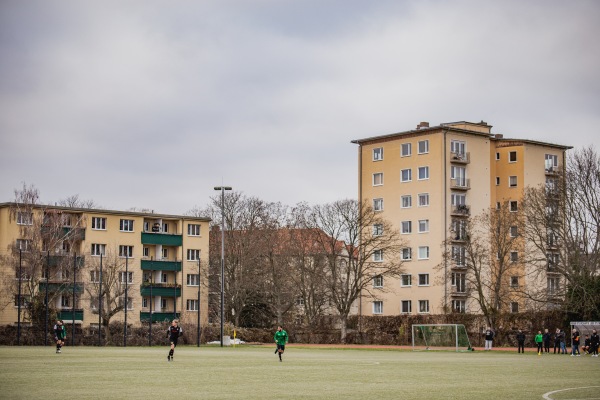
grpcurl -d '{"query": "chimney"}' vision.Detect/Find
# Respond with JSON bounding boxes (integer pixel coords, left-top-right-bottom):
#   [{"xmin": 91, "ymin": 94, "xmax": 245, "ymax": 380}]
[
  {"xmin": 495, "ymin": 134, "xmax": 503, "ymax": 139},
  {"xmin": 416, "ymin": 121, "xmax": 430, "ymax": 129}
]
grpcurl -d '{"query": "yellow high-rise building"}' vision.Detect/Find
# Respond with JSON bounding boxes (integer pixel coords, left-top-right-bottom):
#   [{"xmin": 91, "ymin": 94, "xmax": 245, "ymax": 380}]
[
  {"xmin": 352, "ymin": 121, "xmax": 570, "ymax": 316},
  {"xmin": 0, "ymin": 203, "xmax": 210, "ymax": 328}
]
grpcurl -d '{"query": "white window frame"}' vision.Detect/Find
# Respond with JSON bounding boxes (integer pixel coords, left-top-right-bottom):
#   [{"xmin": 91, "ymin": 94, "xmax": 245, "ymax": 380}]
[
  {"xmin": 418, "ymin": 193, "xmax": 430, "ymax": 207},
  {"xmin": 418, "ymin": 300, "xmax": 430, "ymax": 314},
  {"xmin": 418, "ymin": 273, "xmax": 429, "ymax": 286},
  {"xmin": 373, "ymin": 198, "xmax": 383, "ymax": 211},
  {"xmin": 373, "ymin": 250, "xmax": 383, "ymax": 262},
  {"xmin": 373, "ymin": 147, "xmax": 383, "ymax": 161},
  {"xmin": 418, "ymin": 166, "xmax": 429, "ymax": 180},
  {"xmin": 418, "ymin": 140, "xmax": 429, "ymax": 154},
  {"xmin": 510, "ymin": 302, "xmax": 519, "ymax": 313},
  {"xmin": 400, "ymin": 274, "xmax": 412, "ymax": 287},
  {"xmin": 187, "ymin": 299, "xmax": 199, "ymax": 312},
  {"xmin": 496, "ymin": 177, "xmax": 500, "ymax": 186},
  {"xmin": 373, "ymin": 275, "xmax": 383, "ymax": 288},
  {"xmin": 451, "ymin": 140, "xmax": 466, "ymax": 158},
  {"xmin": 401, "ymin": 300, "xmax": 412, "ymax": 314},
  {"xmin": 373, "ymin": 173, "xmax": 384, "ymax": 186},
  {"xmin": 17, "ymin": 212, "xmax": 33, "ymax": 225},
  {"xmin": 373, "ymin": 224, "xmax": 383, "ymax": 236},
  {"xmin": 91, "ymin": 243, "xmax": 106, "ymax": 257},
  {"xmin": 401, "ymin": 169, "xmax": 412, "ymax": 182},
  {"xmin": 119, "ymin": 271, "xmax": 133, "ymax": 284},
  {"xmin": 187, "ymin": 249, "xmax": 200, "ymax": 261},
  {"xmin": 510, "ymin": 276, "xmax": 519, "ymax": 288},
  {"xmin": 401, "ymin": 143, "xmax": 412, "ymax": 157},
  {"xmin": 119, "ymin": 245, "xmax": 133, "ymax": 258},
  {"xmin": 509, "ymin": 151, "xmax": 517, "ymax": 163},
  {"xmin": 509, "ymin": 176, "xmax": 518, "ymax": 187},
  {"xmin": 401, "ymin": 221, "xmax": 412, "ymax": 234},
  {"xmin": 510, "ymin": 226, "xmax": 518, "ymax": 237},
  {"xmin": 90, "ymin": 270, "xmax": 100, "ymax": 284},
  {"xmin": 401, "ymin": 248, "xmax": 412, "ymax": 261},
  {"xmin": 16, "ymin": 239, "xmax": 31, "ymax": 252},
  {"xmin": 401, "ymin": 195, "xmax": 412, "ymax": 208},
  {"xmin": 91, "ymin": 217, "xmax": 106, "ymax": 230},
  {"xmin": 373, "ymin": 301, "xmax": 383, "ymax": 315},
  {"xmin": 119, "ymin": 296, "xmax": 133, "ymax": 310},
  {"xmin": 119, "ymin": 219, "xmax": 134, "ymax": 232},
  {"xmin": 452, "ymin": 300, "xmax": 466, "ymax": 313},
  {"xmin": 510, "ymin": 201, "xmax": 518, "ymax": 212},
  {"xmin": 187, "ymin": 274, "xmax": 199, "ymax": 286},
  {"xmin": 187, "ymin": 224, "xmax": 201, "ymax": 236},
  {"xmin": 418, "ymin": 219, "xmax": 429, "ymax": 233},
  {"xmin": 418, "ymin": 246, "xmax": 430, "ymax": 260}
]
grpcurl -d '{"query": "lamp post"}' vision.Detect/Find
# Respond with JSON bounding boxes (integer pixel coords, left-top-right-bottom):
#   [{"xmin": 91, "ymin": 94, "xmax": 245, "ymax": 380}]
[{"xmin": 214, "ymin": 186, "xmax": 231, "ymax": 347}]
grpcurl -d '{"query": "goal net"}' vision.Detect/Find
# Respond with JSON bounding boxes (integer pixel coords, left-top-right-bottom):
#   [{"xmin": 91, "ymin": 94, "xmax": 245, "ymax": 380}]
[{"xmin": 412, "ymin": 324, "xmax": 472, "ymax": 352}]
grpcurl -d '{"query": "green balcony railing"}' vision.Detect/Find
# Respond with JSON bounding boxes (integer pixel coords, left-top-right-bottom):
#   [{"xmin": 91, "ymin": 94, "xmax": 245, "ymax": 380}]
[
  {"xmin": 141, "ymin": 232, "xmax": 182, "ymax": 246},
  {"xmin": 140, "ymin": 311, "xmax": 180, "ymax": 323},
  {"xmin": 39, "ymin": 281, "xmax": 84, "ymax": 294},
  {"xmin": 141, "ymin": 259, "xmax": 182, "ymax": 272},
  {"xmin": 57, "ymin": 308, "xmax": 84, "ymax": 321},
  {"xmin": 140, "ymin": 284, "xmax": 181, "ymax": 297}
]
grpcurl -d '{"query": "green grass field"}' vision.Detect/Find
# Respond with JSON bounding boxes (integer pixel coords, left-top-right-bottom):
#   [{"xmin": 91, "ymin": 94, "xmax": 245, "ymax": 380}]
[{"xmin": 1, "ymin": 345, "xmax": 599, "ymax": 399}]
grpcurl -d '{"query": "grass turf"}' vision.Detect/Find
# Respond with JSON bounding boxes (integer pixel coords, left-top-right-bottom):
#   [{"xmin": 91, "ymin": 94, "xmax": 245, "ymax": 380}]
[{"xmin": 0, "ymin": 345, "xmax": 598, "ymax": 399}]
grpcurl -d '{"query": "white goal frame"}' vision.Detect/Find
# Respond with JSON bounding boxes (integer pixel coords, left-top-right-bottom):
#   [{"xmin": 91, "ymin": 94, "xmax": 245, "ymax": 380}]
[{"xmin": 411, "ymin": 324, "xmax": 473, "ymax": 352}]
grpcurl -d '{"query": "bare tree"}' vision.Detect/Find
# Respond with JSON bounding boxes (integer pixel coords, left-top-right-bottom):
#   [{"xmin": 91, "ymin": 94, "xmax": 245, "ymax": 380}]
[
  {"xmin": 57, "ymin": 194, "xmax": 98, "ymax": 209},
  {"xmin": 522, "ymin": 146, "xmax": 600, "ymax": 320},
  {"xmin": 311, "ymin": 199, "xmax": 405, "ymax": 342},
  {"xmin": 438, "ymin": 202, "xmax": 523, "ymax": 331}
]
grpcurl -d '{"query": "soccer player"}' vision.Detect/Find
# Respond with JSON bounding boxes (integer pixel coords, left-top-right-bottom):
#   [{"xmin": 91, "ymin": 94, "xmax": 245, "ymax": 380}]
[
  {"xmin": 484, "ymin": 327, "xmax": 494, "ymax": 351},
  {"xmin": 590, "ymin": 329, "xmax": 599, "ymax": 357},
  {"xmin": 53, "ymin": 319, "xmax": 66, "ymax": 354},
  {"xmin": 516, "ymin": 329, "xmax": 525, "ymax": 353},
  {"xmin": 535, "ymin": 330, "xmax": 543, "ymax": 355},
  {"xmin": 274, "ymin": 326, "xmax": 288, "ymax": 362},
  {"xmin": 166, "ymin": 319, "xmax": 182, "ymax": 361},
  {"xmin": 581, "ymin": 335, "xmax": 591, "ymax": 354}
]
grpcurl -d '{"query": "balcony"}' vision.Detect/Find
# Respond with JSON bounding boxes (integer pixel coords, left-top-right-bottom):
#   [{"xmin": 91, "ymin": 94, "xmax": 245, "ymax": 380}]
[
  {"xmin": 450, "ymin": 152, "xmax": 470, "ymax": 164},
  {"xmin": 57, "ymin": 308, "xmax": 84, "ymax": 321},
  {"xmin": 39, "ymin": 281, "xmax": 84, "ymax": 294},
  {"xmin": 451, "ymin": 288, "xmax": 468, "ymax": 297},
  {"xmin": 545, "ymin": 166, "xmax": 559, "ymax": 175},
  {"xmin": 140, "ymin": 283, "xmax": 181, "ymax": 297},
  {"xmin": 451, "ymin": 205, "xmax": 470, "ymax": 216},
  {"xmin": 41, "ymin": 226, "xmax": 86, "ymax": 241},
  {"xmin": 451, "ymin": 233, "xmax": 468, "ymax": 242},
  {"xmin": 450, "ymin": 178, "xmax": 470, "ymax": 190},
  {"xmin": 48, "ymin": 254, "xmax": 85, "ymax": 268},
  {"xmin": 141, "ymin": 259, "xmax": 182, "ymax": 272},
  {"xmin": 140, "ymin": 311, "xmax": 181, "ymax": 323},
  {"xmin": 141, "ymin": 232, "xmax": 182, "ymax": 246}
]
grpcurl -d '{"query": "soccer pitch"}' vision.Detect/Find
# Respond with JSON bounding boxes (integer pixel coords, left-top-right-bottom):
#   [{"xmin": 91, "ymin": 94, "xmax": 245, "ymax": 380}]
[{"xmin": 1, "ymin": 346, "xmax": 598, "ymax": 400}]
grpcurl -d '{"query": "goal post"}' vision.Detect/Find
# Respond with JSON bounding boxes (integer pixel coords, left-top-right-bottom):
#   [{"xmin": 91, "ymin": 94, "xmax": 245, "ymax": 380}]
[{"xmin": 412, "ymin": 324, "xmax": 473, "ymax": 352}]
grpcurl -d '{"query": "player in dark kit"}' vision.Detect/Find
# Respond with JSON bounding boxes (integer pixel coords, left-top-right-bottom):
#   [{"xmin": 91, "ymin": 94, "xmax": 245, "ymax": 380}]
[
  {"xmin": 53, "ymin": 319, "xmax": 66, "ymax": 354},
  {"xmin": 166, "ymin": 319, "xmax": 182, "ymax": 361}
]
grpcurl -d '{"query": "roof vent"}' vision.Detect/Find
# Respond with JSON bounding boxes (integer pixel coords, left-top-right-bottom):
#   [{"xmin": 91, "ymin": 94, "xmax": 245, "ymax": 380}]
[{"xmin": 416, "ymin": 121, "xmax": 430, "ymax": 129}]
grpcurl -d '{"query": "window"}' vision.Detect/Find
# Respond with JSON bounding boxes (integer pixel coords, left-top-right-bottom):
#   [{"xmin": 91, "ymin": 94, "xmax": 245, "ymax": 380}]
[
  {"xmin": 418, "ymin": 300, "xmax": 429, "ymax": 313},
  {"xmin": 418, "ymin": 193, "xmax": 429, "ymax": 207},
  {"xmin": 187, "ymin": 274, "xmax": 199, "ymax": 286},
  {"xmin": 450, "ymin": 300, "xmax": 465, "ymax": 313},
  {"xmin": 91, "ymin": 217, "xmax": 106, "ymax": 230},
  {"xmin": 373, "ymin": 275, "xmax": 383, "ymax": 288},
  {"xmin": 418, "ymin": 220, "xmax": 429, "ymax": 233},
  {"xmin": 510, "ymin": 251, "xmax": 518, "ymax": 262},
  {"xmin": 401, "ymin": 143, "xmax": 412, "ymax": 157},
  {"xmin": 496, "ymin": 177, "xmax": 500, "ymax": 186},
  {"xmin": 401, "ymin": 195, "xmax": 412, "ymax": 208},
  {"xmin": 373, "ymin": 301, "xmax": 383, "ymax": 314},
  {"xmin": 508, "ymin": 151, "xmax": 517, "ymax": 162},
  {"xmin": 547, "ymin": 277, "xmax": 560, "ymax": 294},
  {"xmin": 119, "ymin": 245, "xmax": 133, "ymax": 258},
  {"xmin": 61, "ymin": 296, "xmax": 70, "ymax": 308},
  {"xmin": 373, "ymin": 198, "xmax": 383, "ymax": 211},
  {"xmin": 452, "ymin": 273, "xmax": 466, "ymax": 292},
  {"xmin": 162, "ymin": 248, "xmax": 168, "ymax": 259},
  {"xmin": 373, "ymin": 147, "xmax": 383, "ymax": 161},
  {"xmin": 373, "ymin": 224, "xmax": 383, "ymax": 236},
  {"xmin": 545, "ymin": 154, "xmax": 558, "ymax": 171},
  {"xmin": 418, "ymin": 246, "xmax": 430, "ymax": 260},
  {"xmin": 187, "ymin": 249, "xmax": 200, "ymax": 261},
  {"xmin": 119, "ymin": 297, "xmax": 133, "ymax": 310},
  {"xmin": 401, "ymin": 274, "xmax": 412, "ymax": 287},
  {"xmin": 401, "ymin": 248, "xmax": 412, "ymax": 261},
  {"xmin": 510, "ymin": 226, "xmax": 518, "ymax": 237},
  {"xmin": 187, "ymin": 299, "xmax": 199, "ymax": 311},
  {"xmin": 401, "ymin": 221, "xmax": 412, "ymax": 234},
  {"xmin": 496, "ymin": 202, "xmax": 501, "ymax": 210},
  {"xmin": 161, "ymin": 298, "xmax": 167, "ymax": 310},
  {"xmin": 91, "ymin": 243, "xmax": 106, "ymax": 256},
  {"xmin": 418, "ymin": 166, "xmax": 429, "ymax": 180},
  {"xmin": 547, "ymin": 253, "xmax": 559, "ymax": 270},
  {"xmin": 451, "ymin": 193, "xmax": 465, "ymax": 206},
  {"xmin": 511, "ymin": 302, "xmax": 519, "ymax": 313},
  {"xmin": 452, "ymin": 246, "xmax": 466, "ymax": 266},
  {"xmin": 16, "ymin": 239, "xmax": 31, "ymax": 252},
  {"xmin": 510, "ymin": 276, "xmax": 519, "ymax": 288},
  {"xmin": 418, "ymin": 140, "xmax": 429, "ymax": 154},
  {"xmin": 451, "ymin": 166, "xmax": 467, "ymax": 187},
  {"xmin": 119, "ymin": 219, "xmax": 134, "ymax": 232},
  {"xmin": 14, "ymin": 295, "xmax": 30, "ymax": 307},
  {"xmin": 17, "ymin": 212, "xmax": 33, "ymax": 225},
  {"xmin": 162, "ymin": 223, "xmax": 169, "ymax": 233},
  {"xmin": 510, "ymin": 201, "xmax": 518, "ymax": 212},
  {"xmin": 90, "ymin": 270, "xmax": 100, "ymax": 283},
  {"xmin": 401, "ymin": 300, "xmax": 412, "ymax": 314},
  {"xmin": 496, "ymin": 152, "xmax": 500, "ymax": 160},
  {"xmin": 451, "ymin": 140, "xmax": 466, "ymax": 158},
  {"xmin": 373, "ymin": 173, "xmax": 383, "ymax": 186},
  {"xmin": 418, "ymin": 273, "xmax": 429, "ymax": 286},
  {"xmin": 188, "ymin": 224, "xmax": 201, "ymax": 236},
  {"xmin": 373, "ymin": 250, "xmax": 383, "ymax": 262},
  {"xmin": 509, "ymin": 176, "xmax": 518, "ymax": 187},
  {"xmin": 401, "ymin": 169, "xmax": 412, "ymax": 182},
  {"xmin": 143, "ymin": 247, "xmax": 149, "ymax": 258},
  {"xmin": 119, "ymin": 271, "xmax": 133, "ymax": 284}
]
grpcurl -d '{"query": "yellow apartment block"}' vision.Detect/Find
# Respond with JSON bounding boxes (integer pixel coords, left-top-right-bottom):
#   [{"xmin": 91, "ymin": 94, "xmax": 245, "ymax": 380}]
[
  {"xmin": 0, "ymin": 203, "xmax": 210, "ymax": 328},
  {"xmin": 352, "ymin": 121, "xmax": 570, "ymax": 317}
]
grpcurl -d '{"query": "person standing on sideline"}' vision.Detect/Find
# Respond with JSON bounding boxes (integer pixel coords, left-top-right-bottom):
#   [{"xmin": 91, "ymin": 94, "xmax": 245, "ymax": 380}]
[
  {"xmin": 516, "ymin": 329, "xmax": 526, "ymax": 353},
  {"xmin": 553, "ymin": 328, "xmax": 563, "ymax": 354},
  {"xmin": 166, "ymin": 319, "xmax": 182, "ymax": 361},
  {"xmin": 274, "ymin": 326, "xmax": 288, "ymax": 362},
  {"xmin": 571, "ymin": 329, "xmax": 581, "ymax": 356},
  {"xmin": 543, "ymin": 329, "xmax": 552, "ymax": 353},
  {"xmin": 590, "ymin": 329, "xmax": 599, "ymax": 357},
  {"xmin": 535, "ymin": 330, "xmax": 543, "ymax": 355},
  {"xmin": 53, "ymin": 319, "xmax": 66, "ymax": 354},
  {"xmin": 484, "ymin": 327, "xmax": 494, "ymax": 351},
  {"xmin": 559, "ymin": 329, "xmax": 567, "ymax": 354}
]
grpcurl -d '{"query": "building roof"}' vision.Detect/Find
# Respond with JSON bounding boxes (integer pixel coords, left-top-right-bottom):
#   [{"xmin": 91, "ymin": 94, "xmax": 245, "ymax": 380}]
[{"xmin": 0, "ymin": 202, "xmax": 211, "ymax": 222}]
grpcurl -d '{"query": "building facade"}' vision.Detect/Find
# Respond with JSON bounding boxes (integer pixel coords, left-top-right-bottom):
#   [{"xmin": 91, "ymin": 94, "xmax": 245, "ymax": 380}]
[
  {"xmin": 352, "ymin": 121, "xmax": 570, "ymax": 317},
  {"xmin": 0, "ymin": 203, "xmax": 210, "ymax": 328}
]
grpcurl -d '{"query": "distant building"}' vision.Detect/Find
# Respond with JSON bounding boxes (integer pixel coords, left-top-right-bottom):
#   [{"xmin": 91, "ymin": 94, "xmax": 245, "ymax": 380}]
[
  {"xmin": 0, "ymin": 202, "xmax": 210, "ymax": 328},
  {"xmin": 352, "ymin": 121, "xmax": 571, "ymax": 316}
]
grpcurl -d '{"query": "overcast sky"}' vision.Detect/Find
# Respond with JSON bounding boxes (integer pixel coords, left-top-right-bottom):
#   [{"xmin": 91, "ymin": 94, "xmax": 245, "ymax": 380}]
[{"xmin": 1, "ymin": 0, "xmax": 598, "ymax": 215}]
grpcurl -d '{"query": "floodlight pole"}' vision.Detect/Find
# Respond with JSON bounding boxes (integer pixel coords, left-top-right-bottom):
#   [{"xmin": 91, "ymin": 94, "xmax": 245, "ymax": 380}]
[{"xmin": 214, "ymin": 186, "xmax": 232, "ymax": 347}]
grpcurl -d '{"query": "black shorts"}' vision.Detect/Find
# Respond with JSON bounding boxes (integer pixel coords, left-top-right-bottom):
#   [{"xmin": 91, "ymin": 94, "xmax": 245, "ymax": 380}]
[
  {"xmin": 276, "ymin": 344, "xmax": 285, "ymax": 352},
  {"xmin": 170, "ymin": 337, "xmax": 179, "ymax": 347}
]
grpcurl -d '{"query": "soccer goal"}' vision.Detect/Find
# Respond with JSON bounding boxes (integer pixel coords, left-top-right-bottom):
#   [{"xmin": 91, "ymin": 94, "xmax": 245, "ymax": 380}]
[{"xmin": 412, "ymin": 324, "xmax": 473, "ymax": 352}]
